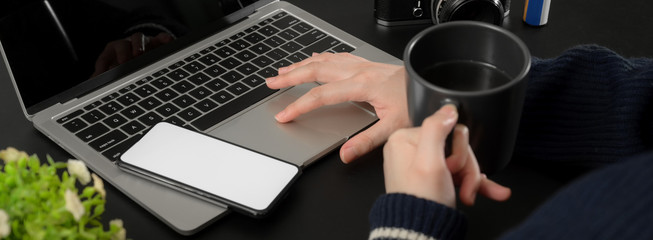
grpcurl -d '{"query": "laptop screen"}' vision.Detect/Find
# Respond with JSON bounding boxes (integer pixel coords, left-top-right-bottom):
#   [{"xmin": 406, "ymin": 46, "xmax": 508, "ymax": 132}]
[{"xmin": 0, "ymin": 0, "xmax": 272, "ymax": 116}]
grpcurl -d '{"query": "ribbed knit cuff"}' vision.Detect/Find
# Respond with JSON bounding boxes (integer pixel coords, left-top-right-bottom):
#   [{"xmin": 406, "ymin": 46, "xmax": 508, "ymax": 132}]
[{"xmin": 369, "ymin": 193, "xmax": 467, "ymax": 240}]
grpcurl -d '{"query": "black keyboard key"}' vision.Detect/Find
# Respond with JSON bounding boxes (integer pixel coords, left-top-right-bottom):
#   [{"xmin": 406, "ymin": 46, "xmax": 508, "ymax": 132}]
[
  {"xmin": 292, "ymin": 22, "xmax": 313, "ymax": 33},
  {"xmin": 219, "ymin": 57, "xmax": 242, "ymax": 69},
  {"xmin": 138, "ymin": 112, "xmax": 163, "ymax": 126},
  {"xmin": 264, "ymin": 36, "xmax": 284, "ymax": 48},
  {"xmin": 116, "ymin": 92, "xmax": 141, "ymax": 106},
  {"xmin": 259, "ymin": 18, "xmax": 274, "ymax": 26},
  {"xmin": 189, "ymin": 86, "xmax": 212, "ymax": 100},
  {"xmin": 287, "ymin": 52, "xmax": 309, "ymax": 63},
  {"xmin": 81, "ymin": 110, "xmax": 106, "ymax": 124},
  {"xmin": 154, "ymin": 89, "xmax": 179, "ymax": 102},
  {"xmin": 192, "ymin": 85, "xmax": 278, "ymax": 131},
  {"xmin": 215, "ymin": 46, "xmax": 236, "ymax": 58},
  {"xmin": 272, "ymin": 15, "xmax": 299, "ymax": 29},
  {"xmin": 182, "ymin": 61, "xmax": 206, "ymax": 74},
  {"xmin": 243, "ymin": 75, "xmax": 266, "ymax": 87},
  {"xmin": 215, "ymin": 39, "xmax": 231, "ymax": 47},
  {"xmin": 155, "ymin": 103, "xmax": 180, "ymax": 117},
  {"xmin": 244, "ymin": 25, "xmax": 260, "ymax": 33},
  {"xmin": 210, "ymin": 90, "xmax": 235, "ymax": 104},
  {"xmin": 178, "ymin": 107, "xmax": 202, "ymax": 121},
  {"xmin": 152, "ymin": 76, "xmax": 174, "ymax": 89},
  {"xmin": 99, "ymin": 101, "xmax": 123, "ymax": 115},
  {"xmin": 257, "ymin": 67, "xmax": 278, "ymax": 78},
  {"xmin": 194, "ymin": 99, "xmax": 219, "ymax": 112},
  {"xmin": 200, "ymin": 46, "xmax": 216, "ymax": 54},
  {"xmin": 250, "ymin": 43, "xmax": 272, "ymax": 55},
  {"xmin": 120, "ymin": 121, "xmax": 146, "ymax": 135},
  {"xmin": 89, "ymin": 130, "xmax": 127, "ymax": 152},
  {"xmin": 101, "ymin": 92, "xmax": 120, "ymax": 102},
  {"xmin": 258, "ymin": 25, "xmax": 279, "ymax": 36},
  {"xmin": 230, "ymin": 31, "xmax": 246, "ymax": 40},
  {"xmin": 229, "ymin": 39, "xmax": 251, "ymax": 51},
  {"xmin": 281, "ymin": 41, "xmax": 302, "ymax": 53},
  {"xmin": 102, "ymin": 134, "xmax": 142, "ymax": 161},
  {"xmin": 188, "ymin": 72, "xmax": 211, "ymax": 85},
  {"xmin": 234, "ymin": 50, "xmax": 256, "ymax": 62},
  {"xmin": 119, "ymin": 84, "xmax": 137, "ymax": 94},
  {"xmin": 135, "ymin": 76, "xmax": 153, "ymax": 85},
  {"xmin": 171, "ymin": 80, "xmax": 194, "ymax": 93},
  {"xmin": 198, "ymin": 53, "xmax": 220, "ymax": 66},
  {"xmin": 278, "ymin": 29, "xmax": 300, "ymax": 40},
  {"xmin": 273, "ymin": 11, "xmax": 288, "ymax": 19},
  {"xmin": 168, "ymin": 60, "xmax": 185, "ymax": 70},
  {"xmin": 221, "ymin": 71, "xmax": 244, "ymax": 83},
  {"xmin": 301, "ymin": 36, "xmax": 341, "ymax": 55},
  {"xmin": 121, "ymin": 105, "xmax": 146, "ymax": 119},
  {"xmin": 251, "ymin": 55, "xmax": 274, "ymax": 68},
  {"xmin": 184, "ymin": 53, "xmax": 201, "ymax": 62},
  {"xmin": 58, "ymin": 109, "xmax": 84, "ymax": 123},
  {"xmin": 134, "ymin": 85, "xmax": 158, "ymax": 97},
  {"xmin": 137, "ymin": 97, "xmax": 162, "ymax": 110},
  {"xmin": 76, "ymin": 123, "xmax": 109, "ymax": 142},
  {"xmin": 172, "ymin": 95, "xmax": 197, "ymax": 108},
  {"xmin": 205, "ymin": 79, "xmax": 229, "ymax": 92},
  {"xmin": 333, "ymin": 43, "xmax": 355, "ymax": 53},
  {"xmin": 266, "ymin": 49, "xmax": 289, "ymax": 60},
  {"xmin": 204, "ymin": 65, "xmax": 227, "ymax": 78},
  {"xmin": 168, "ymin": 69, "xmax": 190, "ymax": 81},
  {"xmin": 296, "ymin": 29, "xmax": 327, "ymax": 46},
  {"xmin": 236, "ymin": 63, "xmax": 259, "ymax": 76},
  {"xmin": 273, "ymin": 59, "xmax": 293, "ymax": 69},
  {"xmin": 152, "ymin": 68, "xmax": 170, "ymax": 78},
  {"xmin": 226, "ymin": 82, "xmax": 250, "ymax": 96},
  {"xmin": 244, "ymin": 32, "xmax": 266, "ymax": 44},
  {"xmin": 84, "ymin": 101, "xmax": 103, "ymax": 111},
  {"xmin": 63, "ymin": 118, "xmax": 88, "ymax": 133},
  {"xmin": 164, "ymin": 116, "xmax": 186, "ymax": 127},
  {"xmin": 103, "ymin": 114, "xmax": 127, "ymax": 128}
]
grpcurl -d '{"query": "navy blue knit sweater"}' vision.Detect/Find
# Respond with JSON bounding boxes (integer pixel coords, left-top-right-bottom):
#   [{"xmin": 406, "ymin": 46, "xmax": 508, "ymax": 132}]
[{"xmin": 369, "ymin": 45, "xmax": 653, "ymax": 240}]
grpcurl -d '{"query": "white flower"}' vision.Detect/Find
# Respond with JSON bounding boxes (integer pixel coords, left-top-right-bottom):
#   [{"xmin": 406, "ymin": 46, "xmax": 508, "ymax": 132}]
[
  {"xmin": 92, "ymin": 173, "xmax": 106, "ymax": 199},
  {"xmin": 64, "ymin": 189, "xmax": 85, "ymax": 221},
  {"xmin": 109, "ymin": 219, "xmax": 126, "ymax": 240},
  {"xmin": 67, "ymin": 159, "xmax": 91, "ymax": 185},
  {"xmin": 0, "ymin": 147, "xmax": 28, "ymax": 163},
  {"xmin": 0, "ymin": 209, "xmax": 10, "ymax": 238}
]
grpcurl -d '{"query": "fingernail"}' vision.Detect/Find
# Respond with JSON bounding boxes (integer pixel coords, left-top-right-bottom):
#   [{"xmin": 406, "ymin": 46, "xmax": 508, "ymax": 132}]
[
  {"xmin": 441, "ymin": 104, "xmax": 458, "ymax": 124},
  {"xmin": 340, "ymin": 146, "xmax": 358, "ymax": 164},
  {"xmin": 266, "ymin": 77, "xmax": 276, "ymax": 84},
  {"xmin": 274, "ymin": 110, "xmax": 286, "ymax": 122}
]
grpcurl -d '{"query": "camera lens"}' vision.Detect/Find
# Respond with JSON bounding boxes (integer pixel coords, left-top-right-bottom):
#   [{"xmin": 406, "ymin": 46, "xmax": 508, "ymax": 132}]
[{"xmin": 434, "ymin": 0, "xmax": 505, "ymax": 25}]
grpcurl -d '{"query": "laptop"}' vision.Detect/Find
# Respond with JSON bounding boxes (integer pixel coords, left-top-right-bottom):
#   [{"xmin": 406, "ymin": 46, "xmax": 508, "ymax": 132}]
[{"xmin": 0, "ymin": 0, "xmax": 401, "ymax": 235}]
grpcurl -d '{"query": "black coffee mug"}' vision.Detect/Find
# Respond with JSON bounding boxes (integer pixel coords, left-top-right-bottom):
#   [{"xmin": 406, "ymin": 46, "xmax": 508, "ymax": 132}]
[{"xmin": 404, "ymin": 21, "xmax": 530, "ymax": 174}]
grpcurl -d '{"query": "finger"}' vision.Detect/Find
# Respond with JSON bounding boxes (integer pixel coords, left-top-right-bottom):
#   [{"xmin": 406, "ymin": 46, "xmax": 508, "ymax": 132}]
[
  {"xmin": 416, "ymin": 105, "xmax": 459, "ymax": 166},
  {"xmin": 340, "ymin": 117, "xmax": 412, "ymax": 163},
  {"xmin": 274, "ymin": 79, "xmax": 367, "ymax": 122},
  {"xmin": 446, "ymin": 124, "xmax": 470, "ymax": 173},
  {"xmin": 478, "ymin": 175, "xmax": 512, "ymax": 202},
  {"xmin": 457, "ymin": 145, "xmax": 483, "ymax": 206}
]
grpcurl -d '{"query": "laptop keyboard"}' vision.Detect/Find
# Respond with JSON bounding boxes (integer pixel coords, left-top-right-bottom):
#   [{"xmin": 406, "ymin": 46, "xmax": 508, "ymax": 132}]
[{"xmin": 55, "ymin": 11, "xmax": 355, "ymax": 162}]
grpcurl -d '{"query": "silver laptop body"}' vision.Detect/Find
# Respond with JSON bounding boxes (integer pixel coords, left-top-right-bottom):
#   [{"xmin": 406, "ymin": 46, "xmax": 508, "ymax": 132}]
[{"xmin": 0, "ymin": 0, "xmax": 401, "ymax": 235}]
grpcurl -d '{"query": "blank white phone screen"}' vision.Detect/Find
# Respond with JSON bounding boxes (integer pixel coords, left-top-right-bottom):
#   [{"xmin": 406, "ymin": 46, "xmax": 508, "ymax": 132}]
[{"xmin": 120, "ymin": 122, "xmax": 299, "ymax": 212}]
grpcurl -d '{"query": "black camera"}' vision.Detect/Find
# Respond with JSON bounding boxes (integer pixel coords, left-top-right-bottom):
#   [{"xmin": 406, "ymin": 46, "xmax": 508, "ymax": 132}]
[{"xmin": 375, "ymin": 0, "xmax": 510, "ymax": 26}]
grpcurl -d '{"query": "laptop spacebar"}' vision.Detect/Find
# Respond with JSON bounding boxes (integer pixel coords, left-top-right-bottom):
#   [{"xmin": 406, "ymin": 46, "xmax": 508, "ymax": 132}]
[{"xmin": 191, "ymin": 86, "xmax": 278, "ymax": 131}]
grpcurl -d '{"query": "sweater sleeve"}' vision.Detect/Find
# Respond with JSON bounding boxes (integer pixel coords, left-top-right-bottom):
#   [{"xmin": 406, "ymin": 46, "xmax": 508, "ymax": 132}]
[
  {"xmin": 368, "ymin": 193, "xmax": 467, "ymax": 240},
  {"xmin": 513, "ymin": 45, "xmax": 653, "ymax": 168}
]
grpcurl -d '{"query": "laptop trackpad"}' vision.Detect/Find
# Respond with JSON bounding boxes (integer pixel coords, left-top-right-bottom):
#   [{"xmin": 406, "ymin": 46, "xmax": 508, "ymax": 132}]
[{"xmin": 207, "ymin": 83, "xmax": 377, "ymax": 167}]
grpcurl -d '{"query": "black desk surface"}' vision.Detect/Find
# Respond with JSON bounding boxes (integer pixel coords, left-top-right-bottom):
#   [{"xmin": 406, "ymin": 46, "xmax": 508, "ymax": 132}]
[{"xmin": 1, "ymin": 0, "xmax": 652, "ymax": 239}]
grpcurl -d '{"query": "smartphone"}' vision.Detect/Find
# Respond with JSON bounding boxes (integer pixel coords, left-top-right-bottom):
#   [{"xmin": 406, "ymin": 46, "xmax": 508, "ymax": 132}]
[{"xmin": 118, "ymin": 122, "xmax": 301, "ymax": 217}]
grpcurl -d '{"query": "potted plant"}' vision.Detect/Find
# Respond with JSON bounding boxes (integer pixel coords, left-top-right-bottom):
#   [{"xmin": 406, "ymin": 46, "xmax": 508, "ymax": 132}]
[{"xmin": 0, "ymin": 147, "xmax": 126, "ymax": 239}]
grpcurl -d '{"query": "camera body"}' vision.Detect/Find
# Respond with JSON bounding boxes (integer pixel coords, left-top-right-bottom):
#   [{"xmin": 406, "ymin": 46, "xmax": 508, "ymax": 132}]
[{"xmin": 375, "ymin": 0, "xmax": 510, "ymax": 26}]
